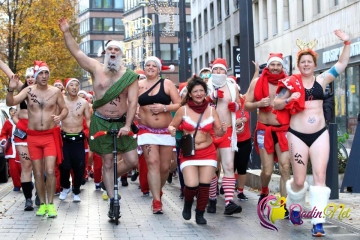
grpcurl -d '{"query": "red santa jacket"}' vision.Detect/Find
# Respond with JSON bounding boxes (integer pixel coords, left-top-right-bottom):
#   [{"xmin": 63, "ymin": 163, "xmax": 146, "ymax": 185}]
[{"xmin": 0, "ymin": 119, "xmax": 16, "ymax": 158}]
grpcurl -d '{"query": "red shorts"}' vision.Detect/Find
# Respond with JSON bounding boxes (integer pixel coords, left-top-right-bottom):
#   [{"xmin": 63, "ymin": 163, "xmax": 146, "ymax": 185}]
[
  {"xmin": 212, "ymin": 127, "xmax": 232, "ymax": 149},
  {"xmin": 14, "ymin": 119, "xmax": 28, "ymax": 145},
  {"xmin": 27, "ymin": 131, "xmax": 57, "ymax": 160}
]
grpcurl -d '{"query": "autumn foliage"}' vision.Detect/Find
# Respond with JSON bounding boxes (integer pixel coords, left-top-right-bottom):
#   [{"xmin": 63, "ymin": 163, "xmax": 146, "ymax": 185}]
[{"xmin": 0, "ymin": 0, "xmax": 82, "ymax": 99}]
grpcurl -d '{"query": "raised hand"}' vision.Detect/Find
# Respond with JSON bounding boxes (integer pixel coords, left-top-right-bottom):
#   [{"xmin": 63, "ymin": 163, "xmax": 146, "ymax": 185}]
[
  {"xmin": 58, "ymin": 17, "xmax": 70, "ymax": 33},
  {"xmin": 334, "ymin": 29, "xmax": 350, "ymax": 42},
  {"xmin": 8, "ymin": 74, "xmax": 20, "ymax": 91}
]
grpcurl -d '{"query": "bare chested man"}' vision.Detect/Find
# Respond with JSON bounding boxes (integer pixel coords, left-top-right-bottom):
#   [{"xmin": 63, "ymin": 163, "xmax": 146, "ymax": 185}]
[
  {"xmin": 206, "ymin": 58, "xmax": 242, "ymax": 215},
  {"xmin": 6, "ymin": 60, "xmax": 68, "ymax": 218},
  {"xmin": 59, "ymin": 78, "xmax": 91, "ymax": 202},
  {"xmin": 245, "ymin": 53, "xmax": 290, "ymax": 213},
  {"xmin": 59, "ymin": 17, "xmax": 139, "ymax": 219}
]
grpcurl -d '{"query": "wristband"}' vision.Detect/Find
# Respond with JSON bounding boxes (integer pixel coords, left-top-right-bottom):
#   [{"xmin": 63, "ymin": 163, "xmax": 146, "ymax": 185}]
[
  {"xmin": 344, "ymin": 41, "xmax": 351, "ymax": 45},
  {"xmin": 7, "ymin": 87, "xmax": 14, "ymax": 93}
]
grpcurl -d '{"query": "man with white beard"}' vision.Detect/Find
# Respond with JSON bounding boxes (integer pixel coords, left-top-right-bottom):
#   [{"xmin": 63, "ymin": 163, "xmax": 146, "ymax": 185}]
[
  {"xmin": 206, "ymin": 58, "xmax": 242, "ymax": 215},
  {"xmin": 59, "ymin": 17, "xmax": 139, "ymax": 219}
]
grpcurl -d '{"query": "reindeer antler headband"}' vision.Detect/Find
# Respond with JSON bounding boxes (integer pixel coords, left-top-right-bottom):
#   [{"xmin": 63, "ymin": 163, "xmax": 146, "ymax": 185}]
[{"xmin": 296, "ymin": 39, "xmax": 318, "ymax": 58}]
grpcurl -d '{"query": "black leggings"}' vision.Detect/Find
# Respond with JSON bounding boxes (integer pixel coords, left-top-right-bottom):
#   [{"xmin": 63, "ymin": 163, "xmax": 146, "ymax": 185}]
[{"xmin": 234, "ymin": 139, "xmax": 252, "ymax": 175}]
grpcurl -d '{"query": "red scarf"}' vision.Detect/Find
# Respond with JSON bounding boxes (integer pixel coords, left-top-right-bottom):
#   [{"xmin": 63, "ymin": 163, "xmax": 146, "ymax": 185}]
[
  {"xmin": 254, "ymin": 68, "xmax": 287, "ymax": 112},
  {"xmin": 187, "ymin": 99, "xmax": 208, "ymax": 114}
]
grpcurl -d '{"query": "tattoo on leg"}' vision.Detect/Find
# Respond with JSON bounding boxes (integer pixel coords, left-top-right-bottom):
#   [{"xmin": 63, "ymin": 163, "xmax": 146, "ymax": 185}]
[
  {"xmin": 145, "ymin": 144, "xmax": 151, "ymax": 155},
  {"xmin": 308, "ymin": 117, "xmax": 316, "ymax": 124},
  {"xmin": 294, "ymin": 153, "xmax": 305, "ymax": 165},
  {"xmin": 20, "ymin": 152, "xmax": 31, "ymax": 161}
]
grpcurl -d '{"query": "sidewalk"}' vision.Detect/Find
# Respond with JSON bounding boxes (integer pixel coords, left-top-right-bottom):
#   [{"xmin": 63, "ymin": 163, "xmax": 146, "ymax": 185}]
[{"xmin": 0, "ymin": 175, "xmax": 359, "ymax": 239}]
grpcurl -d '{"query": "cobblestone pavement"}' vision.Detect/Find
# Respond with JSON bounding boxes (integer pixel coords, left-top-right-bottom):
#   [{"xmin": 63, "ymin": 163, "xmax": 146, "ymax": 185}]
[{"xmin": 0, "ymin": 176, "xmax": 360, "ymax": 240}]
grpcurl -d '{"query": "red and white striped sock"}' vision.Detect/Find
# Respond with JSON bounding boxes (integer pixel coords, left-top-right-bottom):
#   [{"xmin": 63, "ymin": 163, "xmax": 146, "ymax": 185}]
[
  {"xmin": 209, "ymin": 176, "xmax": 218, "ymax": 199},
  {"xmin": 222, "ymin": 176, "xmax": 236, "ymax": 205}
]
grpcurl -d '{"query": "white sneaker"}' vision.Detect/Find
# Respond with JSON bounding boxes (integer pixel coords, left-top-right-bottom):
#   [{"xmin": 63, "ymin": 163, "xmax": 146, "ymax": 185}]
[
  {"xmin": 73, "ymin": 194, "xmax": 81, "ymax": 202},
  {"xmin": 59, "ymin": 188, "xmax": 71, "ymax": 200}
]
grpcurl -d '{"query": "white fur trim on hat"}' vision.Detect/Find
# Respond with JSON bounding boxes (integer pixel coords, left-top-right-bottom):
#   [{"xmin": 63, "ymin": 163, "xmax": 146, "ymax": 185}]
[
  {"xmin": 199, "ymin": 68, "xmax": 211, "ymax": 75},
  {"xmin": 66, "ymin": 78, "xmax": 80, "ymax": 89},
  {"xmin": 211, "ymin": 63, "xmax": 227, "ymax": 72},
  {"xmin": 77, "ymin": 90, "xmax": 87, "ymax": 96},
  {"xmin": 267, "ymin": 57, "xmax": 284, "ymax": 66},
  {"xmin": 105, "ymin": 40, "xmax": 124, "ymax": 54},
  {"xmin": 25, "ymin": 67, "xmax": 34, "ymax": 77},
  {"xmin": 33, "ymin": 66, "xmax": 50, "ymax": 80},
  {"xmin": 145, "ymin": 56, "xmax": 161, "ymax": 69}
]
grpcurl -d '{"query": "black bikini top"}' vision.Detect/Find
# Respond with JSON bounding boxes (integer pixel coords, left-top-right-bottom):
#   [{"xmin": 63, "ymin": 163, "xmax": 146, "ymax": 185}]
[
  {"xmin": 305, "ymin": 80, "xmax": 324, "ymax": 101},
  {"xmin": 138, "ymin": 79, "xmax": 171, "ymax": 106},
  {"xmin": 19, "ymin": 100, "xmax": 27, "ymax": 109}
]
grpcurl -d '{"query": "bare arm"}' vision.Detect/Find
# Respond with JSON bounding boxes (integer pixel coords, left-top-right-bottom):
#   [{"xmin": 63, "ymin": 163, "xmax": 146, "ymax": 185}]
[
  {"xmin": 164, "ymin": 79, "xmax": 181, "ymax": 112},
  {"xmin": 6, "ymin": 75, "xmax": 27, "ymax": 106},
  {"xmin": 244, "ymin": 78, "xmax": 259, "ymax": 111},
  {"xmin": 55, "ymin": 90, "xmax": 69, "ymax": 122},
  {"xmin": 83, "ymin": 101, "xmax": 91, "ymax": 129},
  {"xmin": 0, "ymin": 60, "xmax": 14, "ymax": 78},
  {"xmin": 58, "ymin": 17, "xmax": 99, "ymax": 73},
  {"xmin": 125, "ymin": 80, "xmax": 139, "ymax": 129},
  {"xmin": 252, "ymin": 61, "xmax": 260, "ymax": 81},
  {"xmin": 323, "ymin": 30, "xmax": 351, "ymax": 86},
  {"xmin": 168, "ymin": 106, "xmax": 184, "ymax": 131},
  {"xmin": 273, "ymin": 88, "xmax": 291, "ymax": 110}
]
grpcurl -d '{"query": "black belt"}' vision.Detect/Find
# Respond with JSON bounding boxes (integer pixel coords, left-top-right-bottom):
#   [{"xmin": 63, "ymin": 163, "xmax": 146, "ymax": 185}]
[
  {"xmin": 61, "ymin": 131, "xmax": 85, "ymax": 142},
  {"xmin": 94, "ymin": 111, "xmax": 126, "ymax": 123}
]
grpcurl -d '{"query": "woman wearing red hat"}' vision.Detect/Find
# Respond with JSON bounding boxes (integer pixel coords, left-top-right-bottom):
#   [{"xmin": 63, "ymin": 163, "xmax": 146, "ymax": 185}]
[
  {"xmin": 0, "ymin": 62, "xmax": 37, "ymax": 211},
  {"xmin": 274, "ymin": 29, "xmax": 351, "ymax": 237},
  {"xmin": 137, "ymin": 56, "xmax": 180, "ymax": 214}
]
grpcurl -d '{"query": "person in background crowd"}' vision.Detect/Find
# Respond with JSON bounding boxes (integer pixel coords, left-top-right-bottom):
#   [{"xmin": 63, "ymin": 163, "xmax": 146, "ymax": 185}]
[
  {"xmin": 273, "ymin": 29, "xmax": 351, "ymax": 237},
  {"xmin": 199, "ymin": 67, "xmax": 212, "ymax": 84}
]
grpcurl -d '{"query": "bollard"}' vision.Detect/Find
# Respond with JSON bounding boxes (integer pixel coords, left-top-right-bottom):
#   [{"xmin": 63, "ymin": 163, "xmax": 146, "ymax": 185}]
[{"xmin": 326, "ymin": 123, "xmax": 339, "ymax": 199}]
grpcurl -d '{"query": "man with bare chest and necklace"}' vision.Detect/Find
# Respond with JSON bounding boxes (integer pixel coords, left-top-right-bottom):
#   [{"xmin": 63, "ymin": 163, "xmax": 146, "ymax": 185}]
[
  {"xmin": 6, "ymin": 61, "xmax": 68, "ymax": 218},
  {"xmin": 58, "ymin": 78, "xmax": 91, "ymax": 202},
  {"xmin": 59, "ymin": 17, "xmax": 139, "ymax": 219}
]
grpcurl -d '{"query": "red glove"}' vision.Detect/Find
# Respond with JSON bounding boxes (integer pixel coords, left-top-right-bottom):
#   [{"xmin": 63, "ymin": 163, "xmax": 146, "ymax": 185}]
[
  {"xmin": 216, "ymin": 89, "xmax": 224, "ymax": 98},
  {"xmin": 228, "ymin": 102, "xmax": 239, "ymax": 112}
]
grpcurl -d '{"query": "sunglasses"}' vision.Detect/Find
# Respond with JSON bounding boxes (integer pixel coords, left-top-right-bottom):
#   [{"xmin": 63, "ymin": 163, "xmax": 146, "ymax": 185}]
[{"xmin": 200, "ymin": 73, "xmax": 212, "ymax": 79}]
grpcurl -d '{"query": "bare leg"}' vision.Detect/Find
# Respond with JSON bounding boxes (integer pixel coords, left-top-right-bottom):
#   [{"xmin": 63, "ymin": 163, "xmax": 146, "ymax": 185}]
[
  {"xmin": 237, "ymin": 174, "xmax": 247, "ymax": 189},
  {"xmin": 275, "ymin": 144, "xmax": 290, "ymax": 197},
  {"xmin": 159, "ymin": 146, "xmax": 172, "ymax": 187},
  {"xmin": 117, "ymin": 149, "xmax": 138, "ymax": 176},
  {"xmin": 44, "ymin": 156, "xmax": 56, "ymax": 203},
  {"xmin": 101, "ymin": 153, "xmax": 114, "ymax": 198},
  {"xmin": 142, "ymin": 144, "xmax": 161, "ymax": 200},
  {"xmin": 32, "ymin": 159, "xmax": 46, "ymax": 204},
  {"xmin": 16, "ymin": 145, "xmax": 33, "ymax": 182},
  {"xmin": 259, "ymin": 149, "xmax": 274, "ymax": 189}
]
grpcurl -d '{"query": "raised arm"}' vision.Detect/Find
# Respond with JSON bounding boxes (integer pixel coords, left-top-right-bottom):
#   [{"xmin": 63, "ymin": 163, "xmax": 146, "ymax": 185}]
[
  {"xmin": 58, "ymin": 17, "xmax": 99, "ymax": 73},
  {"xmin": 6, "ymin": 75, "xmax": 27, "ymax": 106},
  {"xmin": 244, "ymin": 78, "xmax": 259, "ymax": 111},
  {"xmin": 322, "ymin": 30, "xmax": 351, "ymax": 86},
  {"xmin": 0, "ymin": 60, "xmax": 14, "ymax": 78}
]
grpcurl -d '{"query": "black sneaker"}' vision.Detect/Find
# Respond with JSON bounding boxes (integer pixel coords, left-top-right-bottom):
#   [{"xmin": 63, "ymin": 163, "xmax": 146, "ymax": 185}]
[
  {"xmin": 35, "ymin": 193, "xmax": 40, "ymax": 206},
  {"xmin": 219, "ymin": 186, "xmax": 224, "ymax": 195},
  {"xmin": 207, "ymin": 199, "xmax": 217, "ymax": 213},
  {"xmin": 237, "ymin": 192, "xmax": 248, "ymax": 201},
  {"xmin": 224, "ymin": 201, "xmax": 242, "ymax": 215},
  {"xmin": 179, "ymin": 191, "xmax": 184, "ymax": 199},
  {"xmin": 258, "ymin": 193, "xmax": 269, "ymax": 205},
  {"xmin": 131, "ymin": 171, "xmax": 139, "ymax": 182},
  {"xmin": 100, "ymin": 181, "xmax": 106, "ymax": 191},
  {"xmin": 24, "ymin": 198, "xmax": 34, "ymax": 211},
  {"xmin": 167, "ymin": 172, "xmax": 173, "ymax": 184},
  {"xmin": 121, "ymin": 178, "xmax": 128, "ymax": 187},
  {"xmin": 284, "ymin": 204, "xmax": 289, "ymax": 219}
]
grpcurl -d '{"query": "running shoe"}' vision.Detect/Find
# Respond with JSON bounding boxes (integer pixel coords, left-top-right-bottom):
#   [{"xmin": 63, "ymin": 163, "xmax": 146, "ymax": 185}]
[
  {"xmin": 224, "ymin": 201, "xmax": 242, "ymax": 215},
  {"xmin": 152, "ymin": 200, "xmax": 163, "ymax": 214},
  {"xmin": 102, "ymin": 190, "xmax": 109, "ymax": 200},
  {"xmin": 13, "ymin": 187, "xmax": 21, "ymax": 191},
  {"xmin": 36, "ymin": 204, "xmax": 47, "ymax": 216},
  {"xmin": 59, "ymin": 188, "xmax": 71, "ymax": 200},
  {"xmin": 47, "ymin": 204, "xmax": 57, "ymax": 218},
  {"xmin": 131, "ymin": 171, "xmax": 139, "ymax": 182},
  {"xmin": 289, "ymin": 210, "xmax": 302, "ymax": 225},
  {"xmin": 24, "ymin": 198, "xmax": 34, "ymax": 211},
  {"xmin": 73, "ymin": 194, "xmax": 81, "ymax": 202},
  {"xmin": 312, "ymin": 223, "xmax": 325, "ymax": 237},
  {"xmin": 237, "ymin": 192, "xmax": 248, "ymax": 201}
]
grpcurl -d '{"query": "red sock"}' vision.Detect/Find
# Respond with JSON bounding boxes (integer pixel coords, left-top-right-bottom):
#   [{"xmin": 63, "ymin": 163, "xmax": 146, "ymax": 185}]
[
  {"xmin": 237, "ymin": 188, "xmax": 244, "ymax": 193},
  {"xmin": 234, "ymin": 173, "xmax": 238, "ymax": 179},
  {"xmin": 184, "ymin": 186, "xmax": 198, "ymax": 202},
  {"xmin": 261, "ymin": 187, "xmax": 269, "ymax": 195},
  {"xmin": 197, "ymin": 183, "xmax": 210, "ymax": 211},
  {"xmin": 209, "ymin": 176, "xmax": 218, "ymax": 199}
]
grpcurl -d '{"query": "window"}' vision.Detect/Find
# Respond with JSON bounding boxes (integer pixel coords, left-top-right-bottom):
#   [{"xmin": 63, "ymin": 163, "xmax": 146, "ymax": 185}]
[
  {"xmin": 104, "ymin": 0, "xmax": 112, "ymax": 8},
  {"xmin": 104, "ymin": 18, "xmax": 113, "ymax": 31},
  {"xmin": 226, "ymin": 39, "xmax": 231, "ymax": 68},
  {"xmin": 199, "ymin": 55, "xmax": 203, "ymax": 69},
  {"xmin": 271, "ymin": 0, "xmax": 278, "ymax": 35},
  {"xmin": 218, "ymin": 44, "xmax": 222, "ymax": 58},
  {"xmin": 263, "ymin": 0, "xmax": 268, "ymax": 39},
  {"xmin": 92, "ymin": 0, "xmax": 101, "ymax": 8},
  {"xmin": 313, "ymin": 0, "xmax": 320, "ymax": 15},
  {"xmin": 297, "ymin": 0, "xmax": 304, "ymax": 23},
  {"xmin": 283, "ymin": 0, "xmax": 290, "ymax": 30},
  {"xmin": 173, "ymin": 44, "xmax": 179, "ymax": 61},
  {"xmin": 115, "ymin": 0, "xmax": 124, "ymax": 9},
  {"xmin": 193, "ymin": 18, "xmax": 197, "ymax": 39},
  {"xmin": 210, "ymin": 3, "xmax": 214, "ymax": 27},
  {"xmin": 254, "ymin": 1, "xmax": 260, "ymax": 43},
  {"xmin": 79, "ymin": 0, "xmax": 89, "ymax": 13},
  {"xmin": 234, "ymin": 34, "xmax": 240, "ymax": 47},
  {"xmin": 194, "ymin": 58, "xmax": 198, "ymax": 75},
  {"xmin": 92, "ymin": 18, "xmax": 102, "ymax": 31},
  {"xmin": 92, "ymin": 40, "xmax": 103, "ymax": 54},
  {"xmin": 234, "ymin": 0, "xmax": 239, "ymax": 10},
  {"xmin": 205, "ymin": 52, "xmax": 209, "ymax": 67},
  {"xmin": 225, "ymin": 0, "xmax": 230, "ymax": 16},
  {"xmin": 115, "ymin": 19, "xmax": 124, "ymax": 31},
  {"xmin": 330, "ymin": 0, "xmax": 339, "ymax": 7},
  {"xmin": 160, "ymin": 44, "xmax": 171, "ymax": 60},
  {"xmin": 211, "ymin": 48, "xmax": 215, "ymax": 61},
  {"xmin": 80, "ymin": 19, "xmax": 89, "ymax": 35},
  {"xmin": 198, "ymin": 14, "xmax": 202, "ymax": 37},
  {"xmin": 204, "ymin": 8, "xmax": 208, "ymax": 32},
  {"xmin": 91, "ymin": 18, "xmax": 124, "ymax": 32},
  {"xmin": 217, "ymin": 0, "xmax": 222, "ymax": 22}
]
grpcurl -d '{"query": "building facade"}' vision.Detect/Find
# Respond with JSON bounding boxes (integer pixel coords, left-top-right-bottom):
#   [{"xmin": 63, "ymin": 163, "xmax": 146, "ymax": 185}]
[
  {"xmin": 191, "ymin": 0, "xmax": 360, "ymax": 146},
  {"xmin": 77, "ymin": 0, "xmax": 125, "ymax": 92}
]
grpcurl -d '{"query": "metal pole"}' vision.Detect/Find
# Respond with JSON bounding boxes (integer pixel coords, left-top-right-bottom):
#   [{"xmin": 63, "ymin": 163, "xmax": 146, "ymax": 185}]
[
  {"xmin": 142, "ymin": 6, "xmax": 146, "ymax": 69},
  {"xmin": 154, "ymin": 13, "xmax": 161, "ymax": 58},
  {"xmin": 178, "ymin": 0, "xmax": 188, "ymax": 82},
  {"xmin": 239, "ymin": 0, "xmax": 260, "ymax": 169},
  {"xmin": 326, "ymin": 123, "xmax": 339, "ymax": 199}
]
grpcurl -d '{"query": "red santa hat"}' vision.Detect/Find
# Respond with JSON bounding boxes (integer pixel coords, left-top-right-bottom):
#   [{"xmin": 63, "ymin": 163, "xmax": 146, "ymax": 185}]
[
  {"xmin": 88, "ymin": 91, "xmax": 94, "ymax": 96},
  {"xmin": 178, "ymin": 82, "xmax": 188, "ymax": 97},
  {"xmin": 53, "ymin": 79, "xmax": 64, "ymax": 88},
  {"xmin": 78, "ymin": 90, "xmax": 87, "ymax": 96},
  {"xmin": 266, "ymin": 53, "xmax": 284, "ymax": 66},
  {"xmin": 211, "ymin": 58, "xmax": 228, "ymax": 73},
  {"xmin": 33, "ymin": 61, "xmax": 50, "ymax": 80},
  {"xmin": 25, "ymin": 67, "xmax": 34, "ymax": 77},
  {"xmin": 65, "ymin": 78, "xmax": 80, "ymax": 89},
  {"xmin": 145, "ymin": 56, "xmax": 175, "ymax": 71},
  {"xmin": 135, "ymin": 69, "xmax": 146, "ymax": 79}
]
